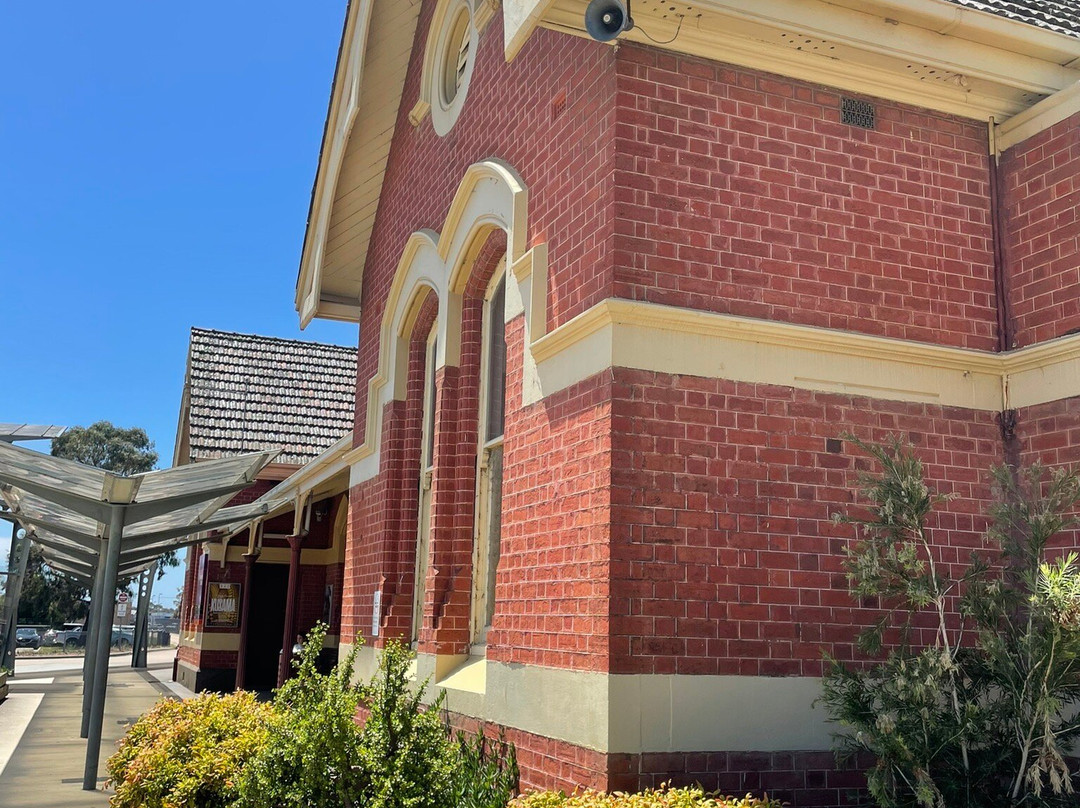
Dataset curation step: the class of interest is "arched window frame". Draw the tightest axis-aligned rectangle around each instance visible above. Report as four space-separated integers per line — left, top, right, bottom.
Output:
413 324 439 644
471 260 507 648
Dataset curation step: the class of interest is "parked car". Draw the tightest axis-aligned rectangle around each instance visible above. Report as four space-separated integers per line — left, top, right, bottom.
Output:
15 627 41 649
42 622 87 649
111 626 134 649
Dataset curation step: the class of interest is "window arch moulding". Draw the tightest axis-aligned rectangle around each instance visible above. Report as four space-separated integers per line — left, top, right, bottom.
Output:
346 158 549 488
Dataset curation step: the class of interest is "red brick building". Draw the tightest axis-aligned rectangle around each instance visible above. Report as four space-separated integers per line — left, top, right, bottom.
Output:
180 0 1080 804
174 328 356 693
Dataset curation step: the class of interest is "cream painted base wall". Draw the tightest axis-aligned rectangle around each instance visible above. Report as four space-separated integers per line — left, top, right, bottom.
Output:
341 644 833 754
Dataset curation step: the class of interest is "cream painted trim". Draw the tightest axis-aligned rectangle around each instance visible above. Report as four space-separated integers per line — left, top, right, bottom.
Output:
503 0 557 60
297 0 375 327
529 299 1080 413
349 160 547 488
350 279 1080 489
531 0 1080 121
222 545 343 566
345 645 833 753
996 81 1080 153
188 631 242 653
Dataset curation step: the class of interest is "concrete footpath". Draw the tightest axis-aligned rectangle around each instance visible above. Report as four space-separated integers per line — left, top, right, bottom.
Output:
0 655 193 808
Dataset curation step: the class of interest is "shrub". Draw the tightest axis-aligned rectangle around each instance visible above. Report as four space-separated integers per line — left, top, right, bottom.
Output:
820 438 1080 808
356 639 456 808
237 623 368 808
106 690 271 808
510 785 783 808
446 729 519 808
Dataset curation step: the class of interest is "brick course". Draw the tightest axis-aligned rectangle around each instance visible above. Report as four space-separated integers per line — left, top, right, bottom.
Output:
613 45 996 350
1002 111 1080 348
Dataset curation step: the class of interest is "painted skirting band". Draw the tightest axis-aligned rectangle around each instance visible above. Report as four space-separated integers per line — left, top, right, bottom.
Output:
342 643 833 754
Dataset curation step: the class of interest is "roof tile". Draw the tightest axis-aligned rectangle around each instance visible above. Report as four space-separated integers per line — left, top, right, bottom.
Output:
944 0 1080 38
185 328 357 466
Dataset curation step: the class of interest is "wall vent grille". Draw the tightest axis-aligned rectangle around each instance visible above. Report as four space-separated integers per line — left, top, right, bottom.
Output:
841 97 875 129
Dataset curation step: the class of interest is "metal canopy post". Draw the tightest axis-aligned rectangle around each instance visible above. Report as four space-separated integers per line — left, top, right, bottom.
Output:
81 552 107 738
83 507 124 791
131 563 155 669
1 520 30 674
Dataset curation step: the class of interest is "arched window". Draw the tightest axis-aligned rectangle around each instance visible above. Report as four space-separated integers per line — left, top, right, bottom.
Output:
472 269 506 646
413 327 438 643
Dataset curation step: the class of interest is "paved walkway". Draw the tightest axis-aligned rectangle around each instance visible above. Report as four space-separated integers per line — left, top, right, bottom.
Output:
0 655 193 807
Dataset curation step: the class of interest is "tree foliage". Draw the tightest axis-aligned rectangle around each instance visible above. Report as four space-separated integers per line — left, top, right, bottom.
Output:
16 544 89 625
44 420 177 586
50 421 157 475
820 438 1080 808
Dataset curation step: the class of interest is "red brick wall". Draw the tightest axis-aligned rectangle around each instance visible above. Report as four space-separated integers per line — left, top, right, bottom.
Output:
613 45 996 350
344 289 443 645
1017 396 1080 469
429 707 867 806
353 11 617 448
492 323 613 671
609 368 1002 675
1002 110 1080 348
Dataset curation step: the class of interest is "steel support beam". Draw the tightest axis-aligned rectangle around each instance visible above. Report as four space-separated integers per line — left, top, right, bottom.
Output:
0 521 30 674
81 554 107 738
131 564 155 669
83 506 124 791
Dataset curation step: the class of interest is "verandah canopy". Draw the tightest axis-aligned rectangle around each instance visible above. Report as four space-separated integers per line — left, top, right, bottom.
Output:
0 440 289 790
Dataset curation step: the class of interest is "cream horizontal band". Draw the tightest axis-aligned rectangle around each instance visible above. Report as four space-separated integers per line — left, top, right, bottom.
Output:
181 632 241 652
531 298 1080 414
342 644 832 754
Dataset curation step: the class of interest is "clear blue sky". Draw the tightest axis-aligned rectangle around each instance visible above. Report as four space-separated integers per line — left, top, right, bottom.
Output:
1 3 357 603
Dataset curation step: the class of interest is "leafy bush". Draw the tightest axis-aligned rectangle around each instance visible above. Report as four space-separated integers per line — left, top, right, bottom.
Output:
111 628 519 808
356 639 456 808
447 729 520 808
237 623 368 808
510 785 783 808
106 691 271 808
820 438 1080 808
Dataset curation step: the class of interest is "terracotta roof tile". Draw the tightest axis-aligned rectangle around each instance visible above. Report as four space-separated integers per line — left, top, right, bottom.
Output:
185 328 356 466
944 0 1080 37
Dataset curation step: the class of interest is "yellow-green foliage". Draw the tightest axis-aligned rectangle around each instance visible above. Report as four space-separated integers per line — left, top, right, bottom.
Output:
510 785 784 808
106 691 272 808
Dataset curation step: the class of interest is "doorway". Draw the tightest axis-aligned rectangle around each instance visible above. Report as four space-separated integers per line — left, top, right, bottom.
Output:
242 563 289 692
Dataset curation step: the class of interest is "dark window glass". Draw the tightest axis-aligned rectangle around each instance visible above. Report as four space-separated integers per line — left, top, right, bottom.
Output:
485 278 506 442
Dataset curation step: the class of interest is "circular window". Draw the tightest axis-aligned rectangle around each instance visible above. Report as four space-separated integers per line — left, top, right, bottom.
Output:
430 0 477 136
441 8 471 108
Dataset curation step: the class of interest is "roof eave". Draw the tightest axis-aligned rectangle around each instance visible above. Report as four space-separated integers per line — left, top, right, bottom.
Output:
296 0 366 328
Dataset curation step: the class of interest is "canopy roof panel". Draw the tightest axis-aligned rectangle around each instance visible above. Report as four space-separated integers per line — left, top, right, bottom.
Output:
0 424 67 442
0 441 283 574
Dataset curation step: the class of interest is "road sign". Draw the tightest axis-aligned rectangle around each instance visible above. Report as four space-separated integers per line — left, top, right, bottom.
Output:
116 602 129 618
117 592 129 604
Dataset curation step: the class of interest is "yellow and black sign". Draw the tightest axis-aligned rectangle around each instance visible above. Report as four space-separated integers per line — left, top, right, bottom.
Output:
206 582 240 628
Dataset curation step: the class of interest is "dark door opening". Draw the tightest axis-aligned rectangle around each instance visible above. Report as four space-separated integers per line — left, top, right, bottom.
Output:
243 563 289 692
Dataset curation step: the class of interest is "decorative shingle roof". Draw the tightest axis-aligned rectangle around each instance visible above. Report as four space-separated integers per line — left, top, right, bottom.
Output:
943 0 1080 38
184 328 356 466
